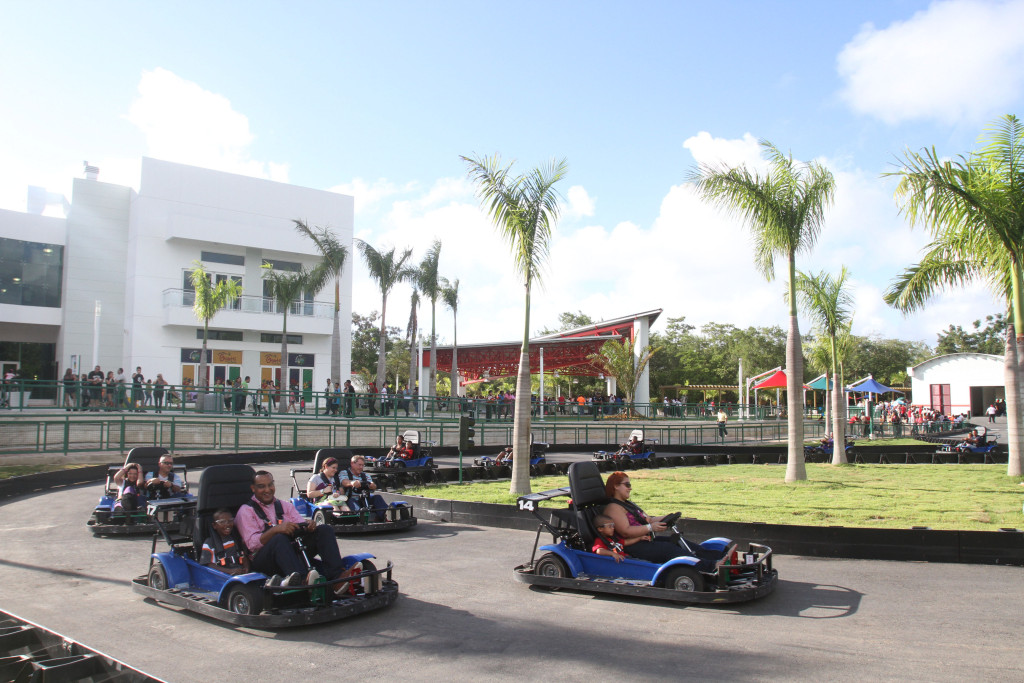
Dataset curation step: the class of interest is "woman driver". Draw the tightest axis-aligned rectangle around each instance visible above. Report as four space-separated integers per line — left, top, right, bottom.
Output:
602 471 700 564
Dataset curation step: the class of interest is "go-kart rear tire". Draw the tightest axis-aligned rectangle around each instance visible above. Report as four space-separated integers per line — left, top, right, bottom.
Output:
359 558 379 594
147 561 168 590
535 553 569 579
660 566 704 592
313 509 329 526
225 583 264 616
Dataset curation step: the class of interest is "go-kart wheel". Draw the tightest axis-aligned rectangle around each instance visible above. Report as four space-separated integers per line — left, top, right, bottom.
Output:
225 584 264 616
534 553 569 579
660 566 704 592
393 461 406 469
147 561 168 590
313 509 329 526
647 457 660 469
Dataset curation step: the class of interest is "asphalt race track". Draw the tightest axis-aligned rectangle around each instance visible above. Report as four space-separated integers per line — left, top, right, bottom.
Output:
1 462 1022 682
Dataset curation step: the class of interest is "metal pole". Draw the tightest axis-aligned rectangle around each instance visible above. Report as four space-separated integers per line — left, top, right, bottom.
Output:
92 300 101 368
539 347 545 421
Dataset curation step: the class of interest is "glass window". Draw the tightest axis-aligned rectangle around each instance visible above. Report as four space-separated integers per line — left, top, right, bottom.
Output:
261 333 302 345
0 238 62 308
196 329 243 342
201 251 244 266
263 259 301 272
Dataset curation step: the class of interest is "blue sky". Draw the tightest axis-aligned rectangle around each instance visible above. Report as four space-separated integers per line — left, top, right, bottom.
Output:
3 0 1024 348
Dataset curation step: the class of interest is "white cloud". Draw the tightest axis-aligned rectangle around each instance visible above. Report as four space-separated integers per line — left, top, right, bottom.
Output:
125 68 289 181
564 185 595 218
683 131 764 170
329 178 406 214
837 0 1024 125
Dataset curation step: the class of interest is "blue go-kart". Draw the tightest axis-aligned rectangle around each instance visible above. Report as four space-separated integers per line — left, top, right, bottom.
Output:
132 463 398 628
513 461 777 604
367 430 437 470
87 447 194 536
475 435 552 476
803 437 856 462
289 448 417 534
593 429 660 469
934 426 1000 463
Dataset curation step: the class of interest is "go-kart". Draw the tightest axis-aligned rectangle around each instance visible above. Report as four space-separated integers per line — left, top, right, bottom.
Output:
87 447 193 536
593 429 660 469
289 448 417 534
934 427 1000 463
475 435 552 476
512 461 777 604
803 437 856 461
131 463 398 628
368 429 436 470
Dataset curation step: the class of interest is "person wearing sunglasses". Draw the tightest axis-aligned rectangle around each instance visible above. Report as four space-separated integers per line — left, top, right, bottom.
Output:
602 471 690 564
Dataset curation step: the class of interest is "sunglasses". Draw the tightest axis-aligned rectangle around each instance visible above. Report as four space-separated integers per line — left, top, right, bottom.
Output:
620 482 631 488
213 517 234 525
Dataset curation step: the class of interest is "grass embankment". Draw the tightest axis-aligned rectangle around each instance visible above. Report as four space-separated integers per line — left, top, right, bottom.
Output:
407 464 1024 531
0 464 91 479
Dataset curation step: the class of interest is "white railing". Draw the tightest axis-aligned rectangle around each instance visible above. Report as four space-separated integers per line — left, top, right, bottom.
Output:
162 289 334 319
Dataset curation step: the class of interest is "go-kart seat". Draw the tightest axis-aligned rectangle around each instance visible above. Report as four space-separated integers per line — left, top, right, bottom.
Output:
313 448 353 473
192 464 257 558
567 461 609 550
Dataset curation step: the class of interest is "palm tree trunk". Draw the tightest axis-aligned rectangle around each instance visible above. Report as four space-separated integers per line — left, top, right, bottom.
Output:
1007 323 1022 476
510 281 533 495
830 337 846 465
376 294 388 393
407 308 418 392
429 300 437 398
823 374 832 443
279 309 289 413
331 275 341 386
785 254 806 482
199 319 210 389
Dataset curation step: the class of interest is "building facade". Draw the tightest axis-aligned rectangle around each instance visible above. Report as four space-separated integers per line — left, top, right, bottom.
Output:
906 353 1005 416
0 158 353 396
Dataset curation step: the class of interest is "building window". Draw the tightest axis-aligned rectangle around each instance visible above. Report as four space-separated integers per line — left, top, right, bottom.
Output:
201 251 244 266
263 259 301 272
182 271 242 309
261 333 303 345
0 238 63 308
196 329 244 342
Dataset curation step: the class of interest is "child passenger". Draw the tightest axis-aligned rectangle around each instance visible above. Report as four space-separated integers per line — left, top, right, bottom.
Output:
592 514 631 562
201 508 251 575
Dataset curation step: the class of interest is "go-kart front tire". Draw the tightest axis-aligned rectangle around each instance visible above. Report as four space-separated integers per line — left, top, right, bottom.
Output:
660 566 704 592
225 584 264 616
313 509 330 526
534 553 569 579
147 561 168 590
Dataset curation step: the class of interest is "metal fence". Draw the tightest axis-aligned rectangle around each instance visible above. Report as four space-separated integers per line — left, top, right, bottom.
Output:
2 379 859 422
0 410 965 458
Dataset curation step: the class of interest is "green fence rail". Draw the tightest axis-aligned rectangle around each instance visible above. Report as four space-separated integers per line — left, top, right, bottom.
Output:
0 411 965 458
1 379 902 423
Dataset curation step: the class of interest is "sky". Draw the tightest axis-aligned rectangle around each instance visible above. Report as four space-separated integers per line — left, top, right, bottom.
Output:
3 0 1024 349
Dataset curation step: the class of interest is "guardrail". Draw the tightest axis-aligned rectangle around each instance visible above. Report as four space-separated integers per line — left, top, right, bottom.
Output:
0 414 858 456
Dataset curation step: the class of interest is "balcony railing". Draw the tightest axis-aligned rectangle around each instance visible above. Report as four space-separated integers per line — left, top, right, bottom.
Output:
162 289 334 319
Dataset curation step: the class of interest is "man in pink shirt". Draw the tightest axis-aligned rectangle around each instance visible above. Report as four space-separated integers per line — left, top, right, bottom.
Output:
235 470 347 590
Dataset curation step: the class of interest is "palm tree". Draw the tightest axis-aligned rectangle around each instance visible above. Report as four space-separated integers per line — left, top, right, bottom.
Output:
190 260 242 389
885 114 1024 477
690 140 836 482
795 268 854 464
463 153 568 495
442 278 460 399
806 334 833 429
293 220 348 387
355 241 414 397
261 261 330 412
416 240 443 400
586 337 660 414
406 287 420 393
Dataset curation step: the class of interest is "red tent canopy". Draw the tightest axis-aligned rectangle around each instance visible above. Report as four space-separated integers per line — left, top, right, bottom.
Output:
753 370 809 390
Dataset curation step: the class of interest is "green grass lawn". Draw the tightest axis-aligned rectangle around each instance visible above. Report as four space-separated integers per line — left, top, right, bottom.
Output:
407 464 1024 531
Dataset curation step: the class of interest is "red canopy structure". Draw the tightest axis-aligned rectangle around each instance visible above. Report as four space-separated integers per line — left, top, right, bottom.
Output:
423 309 662 382
753 369 808 390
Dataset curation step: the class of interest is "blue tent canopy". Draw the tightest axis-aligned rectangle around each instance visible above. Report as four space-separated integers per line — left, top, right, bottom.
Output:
851 377 903 395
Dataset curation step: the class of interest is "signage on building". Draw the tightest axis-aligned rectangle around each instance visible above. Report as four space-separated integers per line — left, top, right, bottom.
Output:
289 353 313 367
261 352 281 365
180 348 212 363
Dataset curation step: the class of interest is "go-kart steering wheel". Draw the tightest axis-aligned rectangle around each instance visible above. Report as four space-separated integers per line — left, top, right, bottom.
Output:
660 511 681 527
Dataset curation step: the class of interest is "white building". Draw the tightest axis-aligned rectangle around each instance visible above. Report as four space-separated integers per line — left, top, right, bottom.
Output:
906 353 1005 416
0 158 353 396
